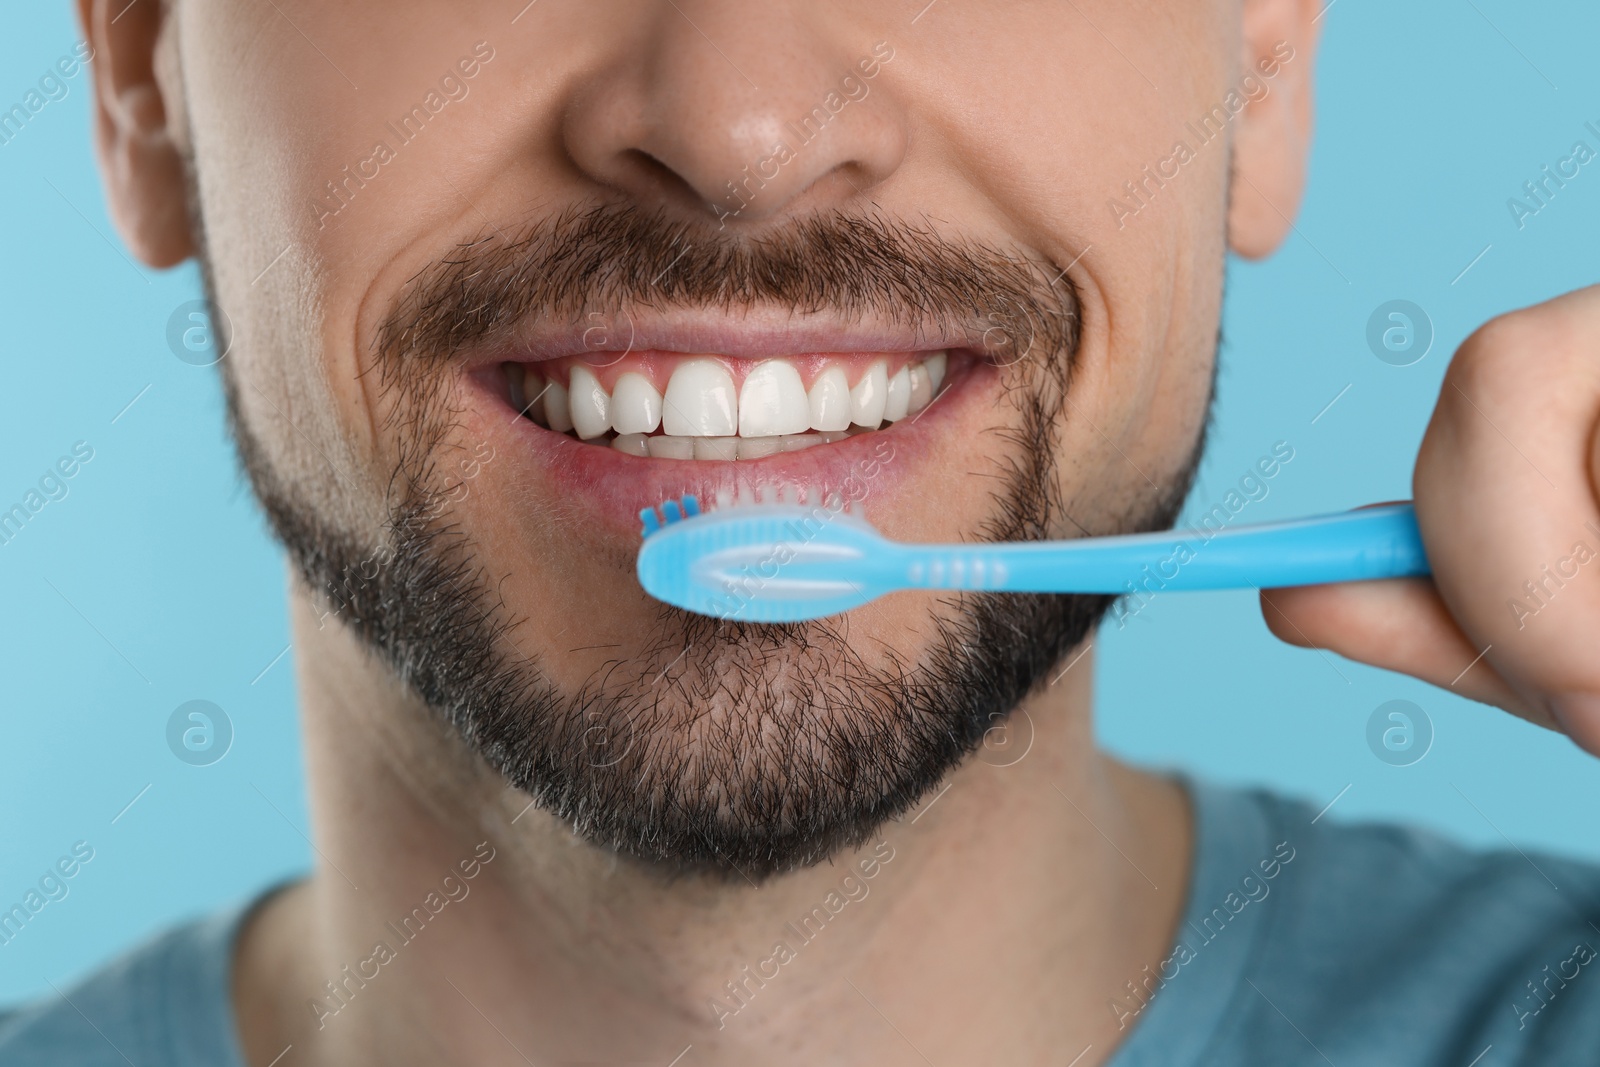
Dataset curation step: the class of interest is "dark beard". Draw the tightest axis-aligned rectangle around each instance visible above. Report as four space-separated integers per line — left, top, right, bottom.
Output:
210 204 1206 881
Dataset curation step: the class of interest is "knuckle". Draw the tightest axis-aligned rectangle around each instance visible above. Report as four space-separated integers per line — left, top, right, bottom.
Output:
1449 316 1528 394
1455 305 1584 389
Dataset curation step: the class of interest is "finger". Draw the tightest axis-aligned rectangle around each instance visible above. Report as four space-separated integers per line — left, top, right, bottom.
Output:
1413 287 1600 751
1260 579 1550 727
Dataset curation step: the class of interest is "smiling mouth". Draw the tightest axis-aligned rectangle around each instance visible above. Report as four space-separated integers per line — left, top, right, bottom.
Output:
501 349 951 460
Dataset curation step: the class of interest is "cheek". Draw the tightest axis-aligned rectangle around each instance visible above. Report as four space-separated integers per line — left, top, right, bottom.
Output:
182 7 494 520
910 26 1226 520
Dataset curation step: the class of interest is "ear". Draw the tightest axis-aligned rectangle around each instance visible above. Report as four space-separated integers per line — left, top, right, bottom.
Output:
1227 0 1323 260
77 0 194 268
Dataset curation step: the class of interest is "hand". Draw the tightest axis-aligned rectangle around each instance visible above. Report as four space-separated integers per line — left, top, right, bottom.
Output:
1261 286 1600 755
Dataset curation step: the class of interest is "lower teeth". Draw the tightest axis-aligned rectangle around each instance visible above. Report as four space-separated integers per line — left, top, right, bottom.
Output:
607 430 857 461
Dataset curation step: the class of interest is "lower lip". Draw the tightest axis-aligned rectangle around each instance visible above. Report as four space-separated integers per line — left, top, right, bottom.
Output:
460 356 985 535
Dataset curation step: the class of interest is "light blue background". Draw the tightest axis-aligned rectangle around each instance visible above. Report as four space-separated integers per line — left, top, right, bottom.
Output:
3 1 1598 1004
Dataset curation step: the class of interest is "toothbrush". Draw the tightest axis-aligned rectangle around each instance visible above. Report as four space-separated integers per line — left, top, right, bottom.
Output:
636 495 1431 623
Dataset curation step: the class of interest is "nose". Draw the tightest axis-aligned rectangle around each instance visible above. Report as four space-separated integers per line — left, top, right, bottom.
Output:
561 3 906 224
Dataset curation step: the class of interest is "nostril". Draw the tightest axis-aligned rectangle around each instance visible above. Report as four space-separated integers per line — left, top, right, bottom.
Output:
614 148 712 213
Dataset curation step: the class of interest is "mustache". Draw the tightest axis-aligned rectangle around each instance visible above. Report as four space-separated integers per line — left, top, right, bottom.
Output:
375 203 1083 370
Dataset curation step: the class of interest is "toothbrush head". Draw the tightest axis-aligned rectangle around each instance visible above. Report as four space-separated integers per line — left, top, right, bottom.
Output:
636 493 894 623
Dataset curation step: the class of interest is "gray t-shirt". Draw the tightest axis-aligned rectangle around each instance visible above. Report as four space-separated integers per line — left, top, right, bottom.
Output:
4 780 1599 1065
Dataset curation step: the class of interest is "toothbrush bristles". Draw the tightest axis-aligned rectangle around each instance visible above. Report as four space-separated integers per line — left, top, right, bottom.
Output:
638 493 704 538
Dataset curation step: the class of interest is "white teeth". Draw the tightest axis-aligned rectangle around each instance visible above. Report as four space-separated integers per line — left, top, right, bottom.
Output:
568 366 611 439
850 361 887 429
646 435 695 460
610 372 662 434
544 379 574 433
611 433 650 456
736 436 784 460
514 352 954 454
807 366 852 432
663 359 737 437
908 364 932 415
883 365 911 422
601 428 830 459
693 437 739 461
739 360 811 438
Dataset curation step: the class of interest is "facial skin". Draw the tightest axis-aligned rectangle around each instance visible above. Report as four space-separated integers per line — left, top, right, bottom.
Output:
92 0 1309 873
238 205 1138 880
83 0 1325 1062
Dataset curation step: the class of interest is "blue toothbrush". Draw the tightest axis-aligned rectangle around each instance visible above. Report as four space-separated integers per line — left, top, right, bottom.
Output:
636 496 1431 623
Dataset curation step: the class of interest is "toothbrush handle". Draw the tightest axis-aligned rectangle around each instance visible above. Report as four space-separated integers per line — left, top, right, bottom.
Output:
900 503 1431 594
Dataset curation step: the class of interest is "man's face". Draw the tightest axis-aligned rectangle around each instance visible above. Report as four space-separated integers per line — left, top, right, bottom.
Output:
109 0 1309 877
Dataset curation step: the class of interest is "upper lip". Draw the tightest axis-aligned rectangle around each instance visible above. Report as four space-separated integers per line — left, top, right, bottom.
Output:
473 305 992 366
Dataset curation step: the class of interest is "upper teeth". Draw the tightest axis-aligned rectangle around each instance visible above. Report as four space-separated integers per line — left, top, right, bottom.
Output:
569 366 612 440
663 359 737 437
513 352 948 458
611 372 663 436
738 361 812 438
808 366 852 432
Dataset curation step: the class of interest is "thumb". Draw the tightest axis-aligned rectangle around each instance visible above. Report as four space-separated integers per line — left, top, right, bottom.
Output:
1259 577 1552 729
